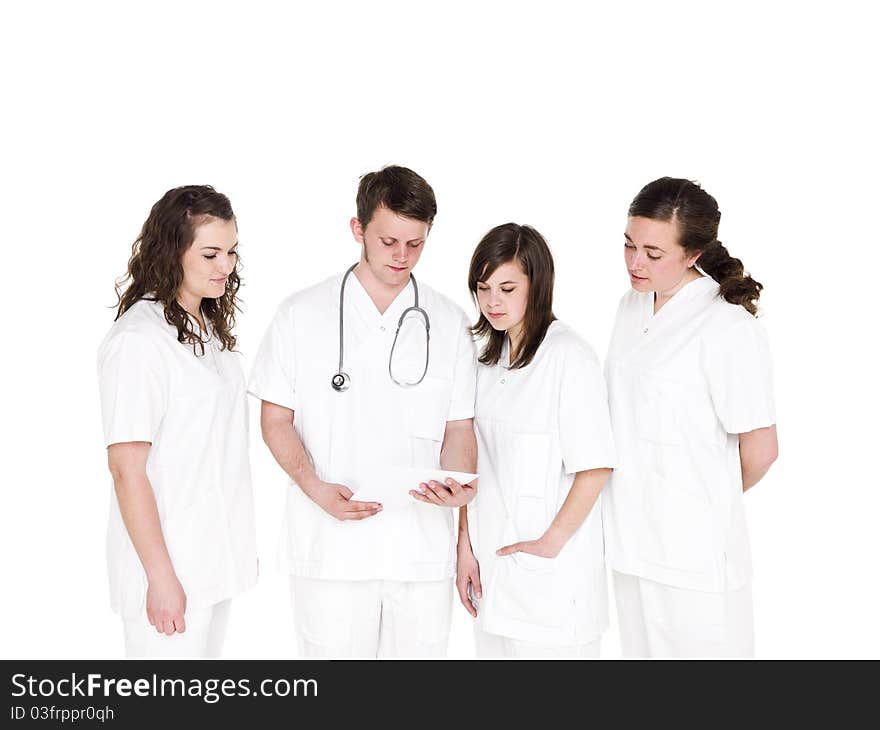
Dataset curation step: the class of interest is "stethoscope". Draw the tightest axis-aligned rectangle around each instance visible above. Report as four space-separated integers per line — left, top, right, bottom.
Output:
331 263 431 392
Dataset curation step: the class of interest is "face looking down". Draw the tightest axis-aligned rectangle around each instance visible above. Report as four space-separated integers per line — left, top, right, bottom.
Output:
476 259 530 344
351 205 430 290
624 216 702 300
178 216 239 310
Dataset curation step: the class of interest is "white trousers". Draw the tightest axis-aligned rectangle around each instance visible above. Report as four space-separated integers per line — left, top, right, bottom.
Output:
122 600 231 658
290 577 453 658
474 627 601 658
613 571 754 658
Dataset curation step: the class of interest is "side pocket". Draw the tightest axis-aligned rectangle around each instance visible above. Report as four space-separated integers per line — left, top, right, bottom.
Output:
162 495 224 596
492 553 567 629
640 470 715 574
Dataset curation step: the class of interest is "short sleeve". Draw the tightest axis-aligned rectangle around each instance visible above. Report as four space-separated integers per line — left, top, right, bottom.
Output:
97 332 169 447
558 342 617 475
703 317 775 434
248 304 297 410
446 311 477 422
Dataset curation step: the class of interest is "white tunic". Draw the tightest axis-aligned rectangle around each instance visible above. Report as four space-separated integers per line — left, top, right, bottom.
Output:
470 321 616 646
248 273 477 582
603 277 775 593
97 299 259 617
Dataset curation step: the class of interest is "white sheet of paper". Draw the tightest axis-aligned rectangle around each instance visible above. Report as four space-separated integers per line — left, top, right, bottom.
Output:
352 467 478 509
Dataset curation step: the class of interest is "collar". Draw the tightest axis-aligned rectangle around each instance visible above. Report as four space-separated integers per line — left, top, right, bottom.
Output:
342 268 417 326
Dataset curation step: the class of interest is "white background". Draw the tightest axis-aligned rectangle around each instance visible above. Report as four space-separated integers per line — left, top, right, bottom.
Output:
2 0 877 659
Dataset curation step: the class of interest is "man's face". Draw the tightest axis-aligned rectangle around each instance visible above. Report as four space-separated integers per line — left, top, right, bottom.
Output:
351 205 430 288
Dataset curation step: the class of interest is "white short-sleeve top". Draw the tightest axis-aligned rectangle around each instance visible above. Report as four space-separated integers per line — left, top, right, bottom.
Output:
603 276 775 593
470 321 616 646
97 299 258 616
248 272 477 582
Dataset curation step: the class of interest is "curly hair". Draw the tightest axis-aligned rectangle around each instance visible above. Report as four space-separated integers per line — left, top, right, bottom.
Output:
114 185 241 352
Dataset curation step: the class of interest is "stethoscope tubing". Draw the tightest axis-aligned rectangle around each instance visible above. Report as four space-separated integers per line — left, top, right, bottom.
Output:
333 263 430 392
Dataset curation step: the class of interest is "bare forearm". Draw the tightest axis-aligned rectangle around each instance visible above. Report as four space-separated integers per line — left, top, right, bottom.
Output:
113 473 175 582
740 425 778 492
742 461 771 492
458 506 472 548
440 426 477 474
544 468 612 550
262 418 319 493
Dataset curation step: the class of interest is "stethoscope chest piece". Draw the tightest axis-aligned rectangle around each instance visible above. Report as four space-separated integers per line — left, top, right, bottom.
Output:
331 371 351 392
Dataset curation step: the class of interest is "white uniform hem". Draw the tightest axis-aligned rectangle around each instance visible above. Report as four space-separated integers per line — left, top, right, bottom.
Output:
477 615 607 648
608 555 750 593
110 572 258 618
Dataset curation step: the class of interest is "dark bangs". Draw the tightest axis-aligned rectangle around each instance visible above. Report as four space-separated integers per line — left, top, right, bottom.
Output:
468 223 556 369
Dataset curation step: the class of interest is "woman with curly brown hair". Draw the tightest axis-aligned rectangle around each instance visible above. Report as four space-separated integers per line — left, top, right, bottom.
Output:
97 185 257 657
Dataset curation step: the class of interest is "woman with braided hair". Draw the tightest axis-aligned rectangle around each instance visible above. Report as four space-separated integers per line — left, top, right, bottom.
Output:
603 177 778 657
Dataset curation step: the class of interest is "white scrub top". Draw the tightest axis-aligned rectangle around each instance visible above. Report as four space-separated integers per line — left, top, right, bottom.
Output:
470 321 616 646
97 299 258 617
603 276 775 593
248 272 477 582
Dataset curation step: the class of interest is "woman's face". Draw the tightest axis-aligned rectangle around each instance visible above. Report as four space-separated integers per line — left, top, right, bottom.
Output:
624 216 701 295
179 216 239 304
476 259 530 339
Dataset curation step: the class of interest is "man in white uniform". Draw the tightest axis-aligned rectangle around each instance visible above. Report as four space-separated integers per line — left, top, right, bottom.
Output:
249 165 477 657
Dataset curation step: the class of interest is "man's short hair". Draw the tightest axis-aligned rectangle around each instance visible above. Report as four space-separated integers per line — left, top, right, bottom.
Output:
356 165 437 227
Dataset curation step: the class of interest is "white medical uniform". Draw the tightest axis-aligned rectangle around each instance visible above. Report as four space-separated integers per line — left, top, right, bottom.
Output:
97 299 258 657
603 276 775 657
469 321 616 654
249 272 476 657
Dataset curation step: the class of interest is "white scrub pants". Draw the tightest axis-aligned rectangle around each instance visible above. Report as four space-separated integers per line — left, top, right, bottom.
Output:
474 627 601 658
290 577 453 658
613 571 754 658
122 600 231 658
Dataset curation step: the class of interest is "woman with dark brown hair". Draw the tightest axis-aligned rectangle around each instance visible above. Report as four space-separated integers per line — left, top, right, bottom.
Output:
604 177 778 657
456 223 616 657
97 185 257 657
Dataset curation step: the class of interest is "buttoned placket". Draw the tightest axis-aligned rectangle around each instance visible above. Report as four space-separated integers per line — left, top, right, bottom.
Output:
499 335 513 385
635 277 718 348
188 312 221 375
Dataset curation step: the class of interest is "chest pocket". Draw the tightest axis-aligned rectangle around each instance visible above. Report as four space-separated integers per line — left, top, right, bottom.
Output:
636 373 686 445
405 375 451 467
511 432 554 539
636 372 724 447
151 368 224 469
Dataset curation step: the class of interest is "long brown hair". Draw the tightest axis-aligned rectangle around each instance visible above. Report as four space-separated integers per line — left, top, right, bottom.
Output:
628 177 763 315
115 185 241 352
468 223 556 369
